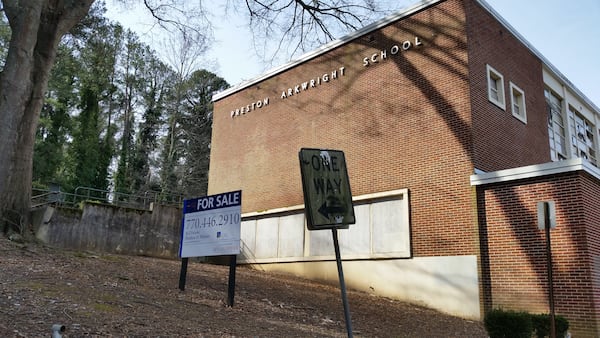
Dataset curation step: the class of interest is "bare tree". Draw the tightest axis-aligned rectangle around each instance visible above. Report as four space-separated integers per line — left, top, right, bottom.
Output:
231 0 393 66
122 0 396 67
158 27 210 198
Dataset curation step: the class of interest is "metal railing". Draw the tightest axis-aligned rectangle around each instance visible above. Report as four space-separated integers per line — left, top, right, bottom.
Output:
31 187 184 210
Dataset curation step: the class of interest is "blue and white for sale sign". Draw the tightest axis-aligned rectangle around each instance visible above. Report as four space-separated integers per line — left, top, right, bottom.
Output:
179 190 242 258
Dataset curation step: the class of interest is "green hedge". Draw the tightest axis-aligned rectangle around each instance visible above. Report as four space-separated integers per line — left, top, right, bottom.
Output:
485 309 533 338
531 313 569 338
484 309 569 338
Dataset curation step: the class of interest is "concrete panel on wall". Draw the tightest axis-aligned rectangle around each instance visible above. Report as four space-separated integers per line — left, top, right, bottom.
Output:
372 197 410 255
338 203 370 256
241 189 410 263
255 217 279 258
309 228 335 257
278 214 305 258
240 220 257 260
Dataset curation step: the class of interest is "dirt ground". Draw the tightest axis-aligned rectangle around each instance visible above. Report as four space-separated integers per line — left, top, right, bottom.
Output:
0 236 487 337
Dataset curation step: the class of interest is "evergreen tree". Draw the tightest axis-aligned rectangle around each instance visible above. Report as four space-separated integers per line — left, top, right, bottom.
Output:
65 14 122 196
33 45 79 188
114 31 145 198
68 87 103 192
130 51 175 196
180 70 228 197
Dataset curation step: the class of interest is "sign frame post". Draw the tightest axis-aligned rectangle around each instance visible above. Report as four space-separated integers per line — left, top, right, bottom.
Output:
178 190 242 306
178 257 189 291
227 254 237 307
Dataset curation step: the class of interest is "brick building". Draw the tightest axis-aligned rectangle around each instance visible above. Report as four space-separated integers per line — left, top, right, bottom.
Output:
208 0 600 335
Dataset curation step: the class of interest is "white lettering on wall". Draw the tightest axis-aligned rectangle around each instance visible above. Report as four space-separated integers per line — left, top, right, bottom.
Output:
229 36 423 119
230 97 270 118
363 36 422 67
281 67 345 99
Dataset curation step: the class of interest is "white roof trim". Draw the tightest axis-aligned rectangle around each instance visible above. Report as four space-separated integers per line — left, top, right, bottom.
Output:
470 158 600 186
212 0 441 101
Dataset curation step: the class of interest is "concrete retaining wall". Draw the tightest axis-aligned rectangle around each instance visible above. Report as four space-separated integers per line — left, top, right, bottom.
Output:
33 202 182 258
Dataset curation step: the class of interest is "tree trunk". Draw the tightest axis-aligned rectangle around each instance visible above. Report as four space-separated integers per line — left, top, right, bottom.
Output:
0 0 93 234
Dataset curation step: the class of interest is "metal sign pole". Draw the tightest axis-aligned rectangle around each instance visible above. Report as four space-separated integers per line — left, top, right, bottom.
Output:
332 228 353 338
544 203 556 338
178 257 189 291
227 254 237 307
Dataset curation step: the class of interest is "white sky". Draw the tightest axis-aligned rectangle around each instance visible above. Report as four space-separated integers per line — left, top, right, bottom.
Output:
105 0 600 107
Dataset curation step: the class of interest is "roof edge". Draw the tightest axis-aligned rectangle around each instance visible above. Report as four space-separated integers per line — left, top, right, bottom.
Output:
474 0 600 112
470 158 600 186
212 0 442 102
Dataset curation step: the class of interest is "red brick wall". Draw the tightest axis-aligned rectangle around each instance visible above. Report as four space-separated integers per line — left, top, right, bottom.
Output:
465 0 550 172
209 0 479 257
209 0 600 334
583 172 600 335
477 172 599 337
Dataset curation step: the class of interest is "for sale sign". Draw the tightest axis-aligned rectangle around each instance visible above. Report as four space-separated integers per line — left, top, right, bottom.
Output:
179 190 242 258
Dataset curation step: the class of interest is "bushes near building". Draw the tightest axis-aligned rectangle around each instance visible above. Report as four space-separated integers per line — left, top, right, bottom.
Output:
484 309 569 338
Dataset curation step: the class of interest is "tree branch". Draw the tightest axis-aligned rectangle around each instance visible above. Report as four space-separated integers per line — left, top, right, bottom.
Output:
237 0 391 66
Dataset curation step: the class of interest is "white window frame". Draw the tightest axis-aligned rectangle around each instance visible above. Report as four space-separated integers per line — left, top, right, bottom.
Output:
509 82 527 123
568 106 597 166
486 64 506 110
546 88 567 161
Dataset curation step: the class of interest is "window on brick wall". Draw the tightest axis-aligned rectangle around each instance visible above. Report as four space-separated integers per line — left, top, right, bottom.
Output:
545 88 567 161
509 82 527 123
568 105 597 166
487 64 506 110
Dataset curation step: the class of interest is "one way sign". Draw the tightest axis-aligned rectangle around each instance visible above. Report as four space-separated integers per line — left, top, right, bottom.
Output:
299 148 355 230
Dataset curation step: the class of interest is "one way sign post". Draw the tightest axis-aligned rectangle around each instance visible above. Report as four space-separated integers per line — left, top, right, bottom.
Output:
299 148 355 338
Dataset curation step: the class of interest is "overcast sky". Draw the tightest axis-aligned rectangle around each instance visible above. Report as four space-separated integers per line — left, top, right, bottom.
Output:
105 0 600 108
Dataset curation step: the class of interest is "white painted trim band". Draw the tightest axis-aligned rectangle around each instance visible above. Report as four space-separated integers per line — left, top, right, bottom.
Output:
241 188 408 218
470 158 600 186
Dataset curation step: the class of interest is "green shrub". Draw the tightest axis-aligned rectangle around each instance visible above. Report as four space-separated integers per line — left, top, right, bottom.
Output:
531 313 569 338
484 309 533 338
31 181 49 190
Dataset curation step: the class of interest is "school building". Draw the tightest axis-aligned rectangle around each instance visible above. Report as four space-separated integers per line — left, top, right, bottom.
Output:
208 0 600 335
